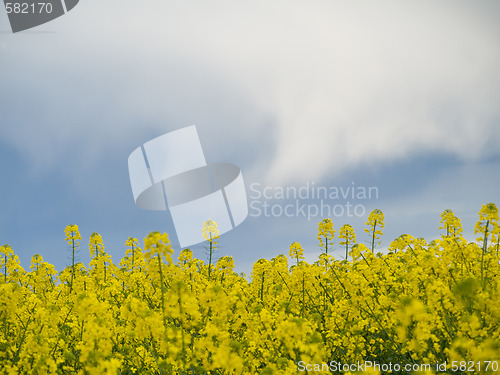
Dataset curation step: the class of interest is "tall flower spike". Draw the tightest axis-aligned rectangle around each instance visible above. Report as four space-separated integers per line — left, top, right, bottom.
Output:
89 232 104 258
474 203 499 252
144 232 173 264
339 224 356 260
439 209 463 239
202 219 220 244
317 218 335 255
124 237 141 269
289 242 305 266
64 224 81 293
202 219 219 280
65 224 81 246
365 209 384 252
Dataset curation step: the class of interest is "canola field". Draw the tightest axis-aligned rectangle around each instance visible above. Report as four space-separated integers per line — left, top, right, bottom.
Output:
0 204 499 374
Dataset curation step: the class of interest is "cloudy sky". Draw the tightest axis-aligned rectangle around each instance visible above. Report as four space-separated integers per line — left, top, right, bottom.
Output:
1 0 499 275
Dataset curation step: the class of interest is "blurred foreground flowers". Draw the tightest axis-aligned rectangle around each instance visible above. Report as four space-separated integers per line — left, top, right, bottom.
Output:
0 205 499 374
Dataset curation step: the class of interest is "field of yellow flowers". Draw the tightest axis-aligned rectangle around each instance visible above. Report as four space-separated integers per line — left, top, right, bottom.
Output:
0 204 499 374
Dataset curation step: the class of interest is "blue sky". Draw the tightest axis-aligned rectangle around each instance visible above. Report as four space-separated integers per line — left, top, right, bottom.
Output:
1 0 499 276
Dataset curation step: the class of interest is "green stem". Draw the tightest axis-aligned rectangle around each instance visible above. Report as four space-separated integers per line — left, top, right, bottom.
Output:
70 237 76 293
177 284 187 371
157 253 166 327
260 272 265 303
132 243 135 269
371 220 377 252
208 238 213 280
301 274 305 318
481 220 489 286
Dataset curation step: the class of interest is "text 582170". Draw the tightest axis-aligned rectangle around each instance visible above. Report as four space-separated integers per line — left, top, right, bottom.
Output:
5 2 53 14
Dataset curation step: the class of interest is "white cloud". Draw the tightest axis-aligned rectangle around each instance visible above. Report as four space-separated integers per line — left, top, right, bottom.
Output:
1 0 499 184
